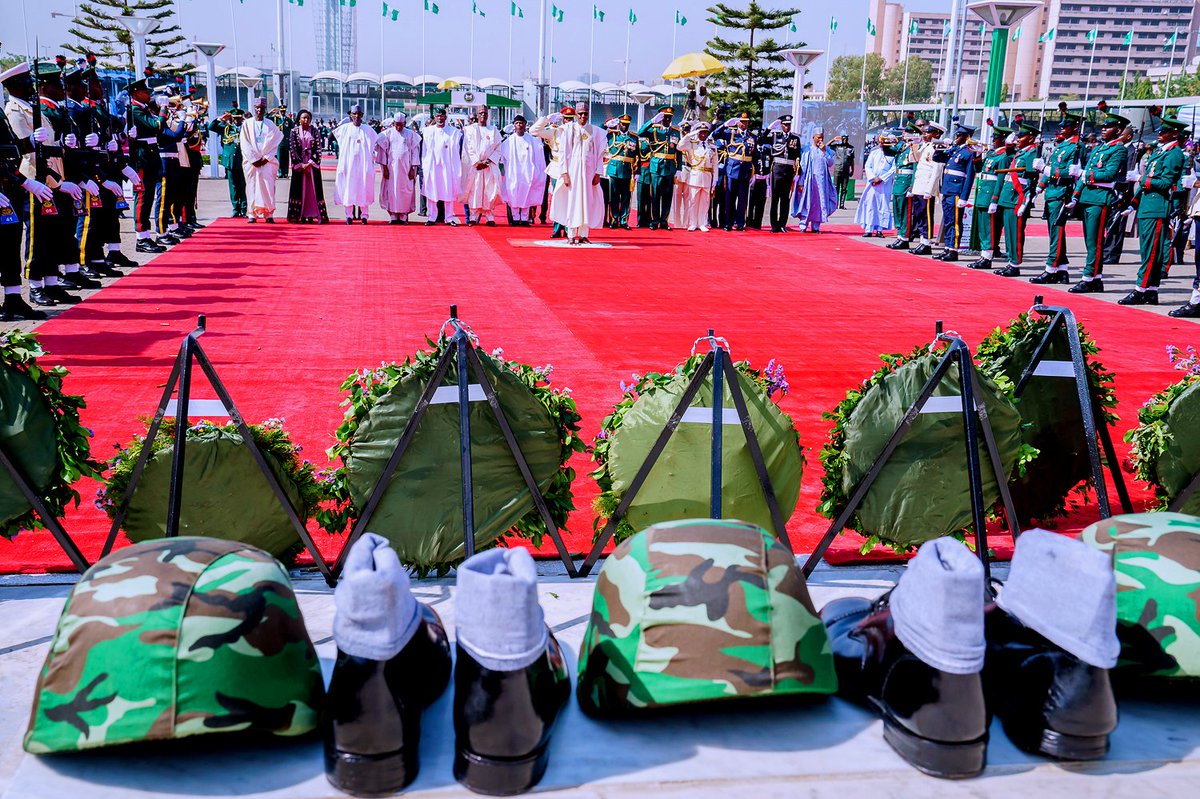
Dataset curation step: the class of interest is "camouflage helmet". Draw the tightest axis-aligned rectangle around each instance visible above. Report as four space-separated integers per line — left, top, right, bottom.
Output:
1080 512 1200 679
25 537 325 753
577 519 837 715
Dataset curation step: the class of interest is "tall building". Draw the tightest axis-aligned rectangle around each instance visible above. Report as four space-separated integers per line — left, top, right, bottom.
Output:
866 0 1200 101
314 0 358 74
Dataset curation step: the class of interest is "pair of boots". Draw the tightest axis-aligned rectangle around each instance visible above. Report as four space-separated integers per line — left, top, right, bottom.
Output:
324 535 570 797
823 530 1119 779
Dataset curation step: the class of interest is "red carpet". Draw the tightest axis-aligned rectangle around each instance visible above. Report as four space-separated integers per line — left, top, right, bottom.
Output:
4 216 1192 573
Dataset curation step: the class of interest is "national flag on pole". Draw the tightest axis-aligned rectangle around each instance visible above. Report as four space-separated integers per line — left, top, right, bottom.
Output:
594 5 605 22
511 2 523 18
830 17 838 34
909 20 918 36
424 0 439 14
288 0 304 7
1123 28 1133 46
1086 28 1098 43
1164 31 1178 50
1039 27 1054 42
339 0 356 6
867 18 876 36
382 2 397 19
472 1 485 17
943 20 951 37
675 10 687 26
1011 26 1020 41
628 9 636 24
790 18 797 33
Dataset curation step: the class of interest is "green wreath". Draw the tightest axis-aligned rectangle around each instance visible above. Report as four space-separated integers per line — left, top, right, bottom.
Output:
976 312 1118 523
817 344 1035 554
0 331 101 539
1125 345 1200 516
322 336 585 575
591 354 802 544
98 418 326 564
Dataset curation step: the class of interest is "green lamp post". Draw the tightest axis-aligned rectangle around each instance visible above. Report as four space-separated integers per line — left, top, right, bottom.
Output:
967 1 1041 134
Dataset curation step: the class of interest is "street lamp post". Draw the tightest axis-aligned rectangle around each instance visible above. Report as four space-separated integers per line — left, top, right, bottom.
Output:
967 1 1040 137
117 15 161 76
782 49 823 132
194 42 226 179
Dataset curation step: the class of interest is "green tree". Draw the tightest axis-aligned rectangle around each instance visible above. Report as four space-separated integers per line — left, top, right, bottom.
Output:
65 1 190 73
881 58 934 103
704 2 804 117
825 54 886 103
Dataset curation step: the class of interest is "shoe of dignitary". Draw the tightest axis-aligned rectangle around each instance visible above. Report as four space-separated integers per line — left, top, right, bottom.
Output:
821 529 1118 779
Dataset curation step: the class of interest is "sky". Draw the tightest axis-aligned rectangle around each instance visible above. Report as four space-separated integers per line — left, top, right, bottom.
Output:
11 0 955 90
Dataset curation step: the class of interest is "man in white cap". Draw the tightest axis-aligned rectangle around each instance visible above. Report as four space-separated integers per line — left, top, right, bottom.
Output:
677 122 718 231
239 97 283 222
544 101 605 244
497 115 546 226
332 104 378 224
461 106 502 226
420 107 464 225
375 112 420 224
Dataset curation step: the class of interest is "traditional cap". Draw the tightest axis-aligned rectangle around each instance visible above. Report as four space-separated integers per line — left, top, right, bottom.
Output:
1102 112 1130 128
1061 110 1083 124
778 114 793 123
1017 120 1040 135
433 106 447 114
618 114 631 124
890 537 986 674
349 103 364 113
391 112 407 123
0 62 30 85
254 96 269 107
574 101 587 112
1160 115 1189 133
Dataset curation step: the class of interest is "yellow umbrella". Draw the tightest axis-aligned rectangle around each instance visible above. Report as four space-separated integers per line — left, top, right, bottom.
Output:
662 52 725 81
437 79 461 90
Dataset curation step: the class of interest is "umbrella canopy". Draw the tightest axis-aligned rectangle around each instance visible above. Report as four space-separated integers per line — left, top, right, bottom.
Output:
415 91 521 109
437 79 462 89
662 52 725 80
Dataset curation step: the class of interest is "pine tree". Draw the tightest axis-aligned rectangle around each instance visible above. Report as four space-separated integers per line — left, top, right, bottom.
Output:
65 1 191 73
704 3 803 117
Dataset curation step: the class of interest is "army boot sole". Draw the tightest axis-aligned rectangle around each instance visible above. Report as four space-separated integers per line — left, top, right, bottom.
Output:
1000 719 1110 762
454 738 551 797
881 712 988 779
325 745 418 798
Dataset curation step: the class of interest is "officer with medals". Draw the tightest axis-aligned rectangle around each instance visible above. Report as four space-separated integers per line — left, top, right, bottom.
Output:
993 120 1042 278
37 58 90 301
151 82 188 246
908 121 945 256
931 123 976 261
63 60 111 285
125 75 168 253
764 114 801 233
746 132 770 229
1028 111 1084 283
86 59 139 275
967 126 1010 269
1121 116 1188 306
0 62 48 321
604 114 637 229
886 124 920 249
638 105 680 230
635 135 653 228
1066 113 1129 294
713 111 755 231
209 106 247 217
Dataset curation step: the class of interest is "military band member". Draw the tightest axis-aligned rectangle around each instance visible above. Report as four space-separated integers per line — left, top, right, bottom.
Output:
0 62 50 320
1120 116 1188 306
765 114 801 233
125 77 167 253
746 134 771 229
909 122 945 255
638 106 680 230
635 135 652 228
886 126 920 249
64 61 115 283
210 107 247 217
1067 114 1129 294
967 127 1010 268
714 112 755 231
993 120 1043 278
604 114 637 229
932 124 976 261
86 61 138 274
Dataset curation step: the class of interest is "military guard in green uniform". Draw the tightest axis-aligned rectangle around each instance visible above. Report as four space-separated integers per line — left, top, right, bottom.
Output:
1120 116 1188 306
993 120 1042 277
604 114 637 229
209 107 246 217
635 137 652 228
270 105 294 178
885 126 919 249
638 106 680 230
967 126 1010 269
1067 113 1128 294
1029 111 1084 283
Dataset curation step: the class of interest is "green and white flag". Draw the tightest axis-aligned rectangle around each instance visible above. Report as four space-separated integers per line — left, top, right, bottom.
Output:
424 0 438 13
594 5 605 22
1123 28 1133 46
1011 26 1020 41
472 1 485 17
511 2 523 18
288 0 304 7
628 9 636 24
1038 27 1054 42
675 10 687 26
943 20 951 37
909 20 918 36
338 0 356 6
382 1 398 20
867 18 876 36
1164 31 1178 50
790 17 797 33
1086 28 1097 43
830 17 838 34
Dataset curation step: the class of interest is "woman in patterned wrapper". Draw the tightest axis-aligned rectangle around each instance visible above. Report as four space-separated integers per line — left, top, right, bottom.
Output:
287 110 329 224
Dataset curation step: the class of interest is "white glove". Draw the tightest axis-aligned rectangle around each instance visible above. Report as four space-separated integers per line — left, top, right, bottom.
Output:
956 198 969 209
121 165 142 189
22 178 53 203
31 126 50 144
1033 157 1046 171
64 133 78 148
126 125 137 137
604 117 618 130
1017 201 1030 217
1068 163 1082 178
83 180 100 198
102 180 123 196
58 181 82 201
987 202 998 214
1121 206 1136 217
1126 171 1140 182
722 117 738 129
84 132 100 148
106 136 119 152
0 191 9 209
1065 199 1077 211
547 113 563 125
155 95 169 109
1184 174 1198 189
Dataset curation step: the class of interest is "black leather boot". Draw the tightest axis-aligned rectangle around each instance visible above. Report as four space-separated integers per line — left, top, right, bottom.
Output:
983 609 1117 761
323 605 452 797
453 631 571 795
822 596 988 779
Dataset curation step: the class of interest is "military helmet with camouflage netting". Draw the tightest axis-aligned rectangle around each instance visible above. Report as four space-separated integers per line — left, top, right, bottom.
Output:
577 519 837 715
25 537 325 753
1081 512 1200 679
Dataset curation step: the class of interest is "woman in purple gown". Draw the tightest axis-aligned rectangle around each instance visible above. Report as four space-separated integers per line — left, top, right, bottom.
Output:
287 110 329 223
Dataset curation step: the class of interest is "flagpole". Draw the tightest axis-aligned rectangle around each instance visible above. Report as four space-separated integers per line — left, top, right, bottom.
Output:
537 0 547 115
228 0 243 109
824 21 833 93
974 26 984 105
1084 35 1097 106
1166 29 1180 98
901 52 911 119
672 13 677 61
509 5 514 88
421 6 426 93
1120 30 1133 100
275 0 285 104
859 55 867 102
549 13 555 87
470 9 476 88
380 2 385 117
588 8 595 117
624 13 631 110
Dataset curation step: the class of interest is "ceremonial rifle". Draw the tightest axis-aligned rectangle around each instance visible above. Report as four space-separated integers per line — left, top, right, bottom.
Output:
30 50 59 216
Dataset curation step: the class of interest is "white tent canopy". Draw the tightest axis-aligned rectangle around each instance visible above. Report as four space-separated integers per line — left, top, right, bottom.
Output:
591 81 620 94
556 80 588 92
411 74 443 86
476 77 513 89
310 70 347 83
382 72 414 85
345 71 381 84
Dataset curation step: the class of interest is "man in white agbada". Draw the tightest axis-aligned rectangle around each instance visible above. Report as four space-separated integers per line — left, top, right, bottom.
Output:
332 104 378 224
529 108 572 239
461 106 502 225
375 112 420 224
677 123 719 231
855 134 897 236
543 102 605 244
421 107 464 225
240 98 284 222
497 115 547 225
